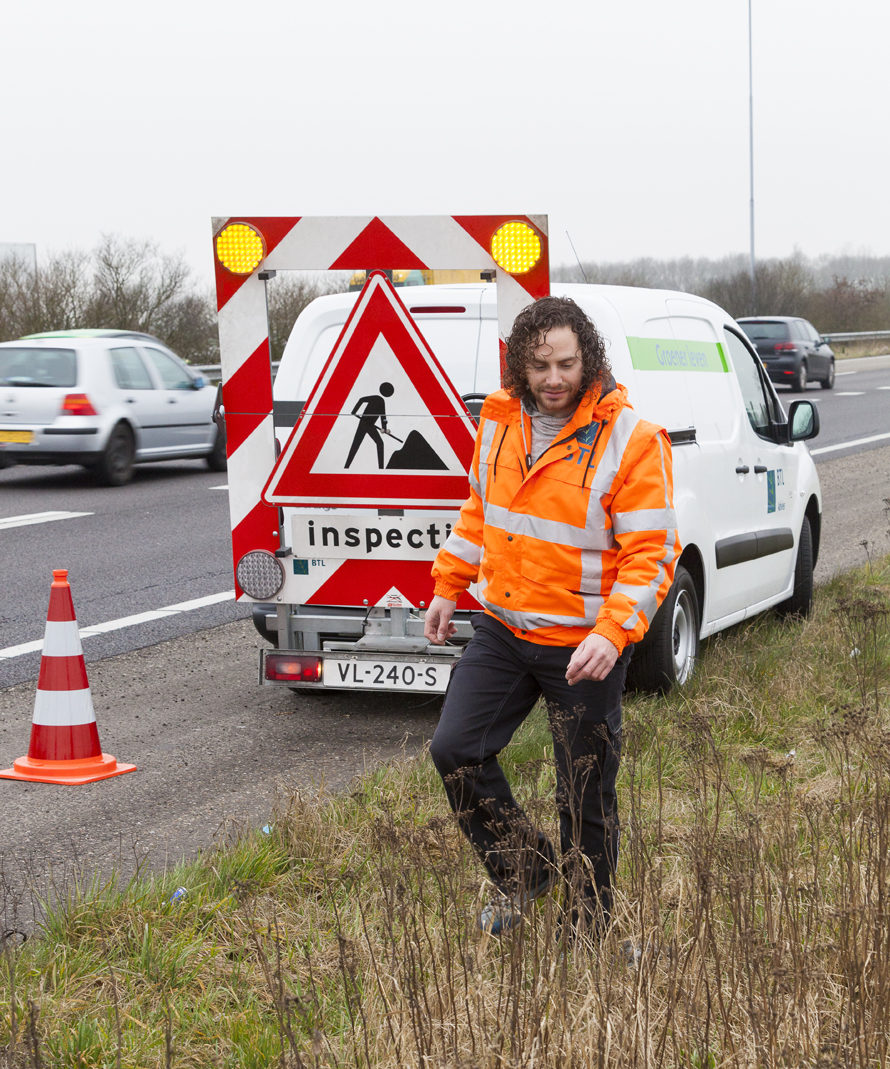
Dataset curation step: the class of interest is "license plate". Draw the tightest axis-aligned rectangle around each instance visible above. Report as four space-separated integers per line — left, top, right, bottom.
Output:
322 657 452 692
0 430 33 444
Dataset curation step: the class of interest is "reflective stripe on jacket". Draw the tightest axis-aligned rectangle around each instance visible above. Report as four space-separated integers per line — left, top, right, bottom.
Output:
431 381 680 651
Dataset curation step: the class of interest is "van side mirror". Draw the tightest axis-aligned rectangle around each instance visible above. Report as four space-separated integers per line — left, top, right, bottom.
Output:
192 374 207 389
787 399 819 442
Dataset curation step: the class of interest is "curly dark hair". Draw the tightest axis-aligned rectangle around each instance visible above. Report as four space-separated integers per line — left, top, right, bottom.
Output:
502 295 610 401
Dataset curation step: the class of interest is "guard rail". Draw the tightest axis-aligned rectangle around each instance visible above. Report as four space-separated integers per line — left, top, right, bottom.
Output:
823 330 890 343
197 362 280 383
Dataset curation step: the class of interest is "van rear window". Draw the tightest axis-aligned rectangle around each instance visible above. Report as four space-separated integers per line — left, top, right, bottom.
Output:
0 347 77 387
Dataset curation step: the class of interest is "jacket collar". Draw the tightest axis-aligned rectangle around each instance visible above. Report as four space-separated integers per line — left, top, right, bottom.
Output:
480 373 629 427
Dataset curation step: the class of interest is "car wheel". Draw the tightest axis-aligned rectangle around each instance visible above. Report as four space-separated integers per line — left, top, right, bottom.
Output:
776 517 814 618
626 563 701 692
206 422 227 471
95 423 135 486
820 360 835 390
791 362 808 392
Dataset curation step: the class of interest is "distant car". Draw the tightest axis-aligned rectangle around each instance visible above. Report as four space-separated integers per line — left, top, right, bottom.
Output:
736 316 835 391
0 330 225 485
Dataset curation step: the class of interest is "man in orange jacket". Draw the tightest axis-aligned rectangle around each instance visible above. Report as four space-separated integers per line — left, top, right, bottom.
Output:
425 295 679 940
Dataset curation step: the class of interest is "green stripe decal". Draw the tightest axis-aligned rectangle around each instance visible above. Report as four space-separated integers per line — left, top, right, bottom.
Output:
627 337 729 373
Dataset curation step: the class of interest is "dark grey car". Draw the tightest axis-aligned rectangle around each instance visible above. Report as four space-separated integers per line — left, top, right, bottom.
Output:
736 316 835 391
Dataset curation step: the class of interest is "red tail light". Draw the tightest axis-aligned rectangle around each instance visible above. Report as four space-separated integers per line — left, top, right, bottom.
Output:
265 653 323 682
61 393 98 416
774 342 796 352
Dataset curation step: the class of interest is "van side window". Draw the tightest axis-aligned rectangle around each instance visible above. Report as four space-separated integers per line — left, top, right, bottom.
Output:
723 328 780 437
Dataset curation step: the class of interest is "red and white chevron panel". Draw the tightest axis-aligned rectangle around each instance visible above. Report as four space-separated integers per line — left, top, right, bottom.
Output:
212 214 550 599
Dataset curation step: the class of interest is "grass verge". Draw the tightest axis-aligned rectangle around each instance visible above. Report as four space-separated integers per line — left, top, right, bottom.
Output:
2 555 890 1067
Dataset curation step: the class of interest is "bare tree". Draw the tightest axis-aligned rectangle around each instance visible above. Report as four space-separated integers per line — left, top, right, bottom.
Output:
265 273 343 362
87 235 191 334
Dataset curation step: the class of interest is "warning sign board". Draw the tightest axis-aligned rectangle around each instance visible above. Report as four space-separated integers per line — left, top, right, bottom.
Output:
263 271 478 509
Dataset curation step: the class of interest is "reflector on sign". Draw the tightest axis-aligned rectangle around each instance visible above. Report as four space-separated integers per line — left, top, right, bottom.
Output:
236 550 284 600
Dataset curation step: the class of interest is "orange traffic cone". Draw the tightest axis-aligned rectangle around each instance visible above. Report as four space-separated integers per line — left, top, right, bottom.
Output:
0 569 136 785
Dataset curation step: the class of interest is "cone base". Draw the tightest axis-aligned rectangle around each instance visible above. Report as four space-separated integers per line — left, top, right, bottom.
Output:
0 752 136 785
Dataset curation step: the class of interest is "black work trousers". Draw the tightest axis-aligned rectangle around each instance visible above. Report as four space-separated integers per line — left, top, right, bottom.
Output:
429 613 629 929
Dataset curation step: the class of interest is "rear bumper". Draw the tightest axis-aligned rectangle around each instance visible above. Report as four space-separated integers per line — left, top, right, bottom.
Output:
260 645 461 693
761 356 801 383
0 424 103 464
253 601 473 693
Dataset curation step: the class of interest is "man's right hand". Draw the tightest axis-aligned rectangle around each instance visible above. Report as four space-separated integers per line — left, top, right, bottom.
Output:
424 595 457 645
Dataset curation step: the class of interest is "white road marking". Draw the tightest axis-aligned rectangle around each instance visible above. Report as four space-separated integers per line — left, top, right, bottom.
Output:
812 431 890 456
0 511 92 531
0 590 234 660
210 485 228 490
833 391 865 397
878 386 890 391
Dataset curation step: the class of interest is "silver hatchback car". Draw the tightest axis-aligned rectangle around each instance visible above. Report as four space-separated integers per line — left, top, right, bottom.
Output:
0 330 225 485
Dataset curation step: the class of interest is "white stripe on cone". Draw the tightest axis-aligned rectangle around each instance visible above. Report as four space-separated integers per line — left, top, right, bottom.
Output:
41 619 84 657
32 687 96 727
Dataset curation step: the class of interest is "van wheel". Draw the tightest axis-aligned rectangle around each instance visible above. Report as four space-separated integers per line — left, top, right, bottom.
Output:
627 564 700 692
791 362 808 391
776 517 813 618
821 360 835 390
95 423 135 486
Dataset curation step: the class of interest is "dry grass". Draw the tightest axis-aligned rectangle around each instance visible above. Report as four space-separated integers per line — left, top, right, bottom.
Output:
834 340 890 360
2 555 889 1067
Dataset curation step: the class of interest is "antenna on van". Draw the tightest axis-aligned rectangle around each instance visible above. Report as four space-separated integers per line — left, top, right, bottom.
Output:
565 230 589 284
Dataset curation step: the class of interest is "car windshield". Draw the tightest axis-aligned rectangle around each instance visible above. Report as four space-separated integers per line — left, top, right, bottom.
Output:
0 347 77 387
738 321 791 341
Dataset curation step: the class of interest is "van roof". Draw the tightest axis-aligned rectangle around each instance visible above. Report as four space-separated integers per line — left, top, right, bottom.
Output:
352 280 727 329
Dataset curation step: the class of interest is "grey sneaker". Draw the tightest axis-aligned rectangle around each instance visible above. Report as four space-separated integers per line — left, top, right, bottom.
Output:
478 872 556 936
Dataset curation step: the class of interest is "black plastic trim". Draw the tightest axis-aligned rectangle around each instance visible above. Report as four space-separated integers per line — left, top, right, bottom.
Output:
716 527 794 569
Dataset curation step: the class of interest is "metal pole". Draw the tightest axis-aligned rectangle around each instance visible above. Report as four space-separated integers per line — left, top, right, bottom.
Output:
748 0 756 313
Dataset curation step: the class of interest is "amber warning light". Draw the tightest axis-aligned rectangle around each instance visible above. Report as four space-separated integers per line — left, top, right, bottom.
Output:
489 221 542 275
215 222 266 275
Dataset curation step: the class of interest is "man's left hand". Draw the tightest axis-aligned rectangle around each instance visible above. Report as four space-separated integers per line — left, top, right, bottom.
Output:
566 633 620 685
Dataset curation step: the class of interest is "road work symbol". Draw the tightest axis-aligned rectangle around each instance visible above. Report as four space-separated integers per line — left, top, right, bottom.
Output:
346 381 447 471
262 270 477 509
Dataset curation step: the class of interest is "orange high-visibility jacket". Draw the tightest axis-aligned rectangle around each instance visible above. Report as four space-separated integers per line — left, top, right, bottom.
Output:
432 379 680 651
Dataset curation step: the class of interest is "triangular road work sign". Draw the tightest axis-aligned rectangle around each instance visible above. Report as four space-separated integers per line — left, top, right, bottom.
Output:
263 272 478 509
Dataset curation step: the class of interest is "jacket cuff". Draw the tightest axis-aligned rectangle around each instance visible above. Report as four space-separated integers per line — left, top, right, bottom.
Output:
592 618 628 655
433 580 465 602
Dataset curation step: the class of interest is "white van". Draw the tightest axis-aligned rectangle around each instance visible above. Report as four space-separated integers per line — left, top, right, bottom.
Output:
253 281 821 692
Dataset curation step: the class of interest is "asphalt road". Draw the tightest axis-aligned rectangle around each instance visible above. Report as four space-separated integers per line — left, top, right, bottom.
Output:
0 461 248 689
0 355 888 929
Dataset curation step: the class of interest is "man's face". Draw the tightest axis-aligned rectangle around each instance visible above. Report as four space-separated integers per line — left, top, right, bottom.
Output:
525 325 584 416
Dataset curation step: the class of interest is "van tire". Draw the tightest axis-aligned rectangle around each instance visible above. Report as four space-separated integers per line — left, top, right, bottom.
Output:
627 564 700 692
95 423 135 486
776 517 814 619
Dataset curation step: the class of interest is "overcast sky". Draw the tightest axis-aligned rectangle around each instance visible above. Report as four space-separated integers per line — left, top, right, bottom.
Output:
3 0 887 288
